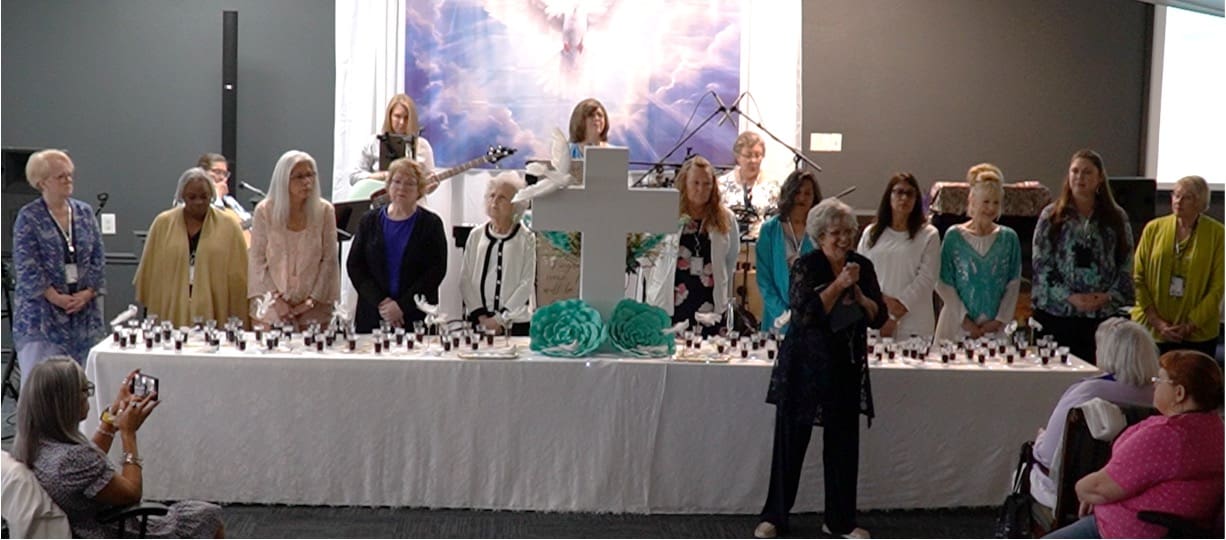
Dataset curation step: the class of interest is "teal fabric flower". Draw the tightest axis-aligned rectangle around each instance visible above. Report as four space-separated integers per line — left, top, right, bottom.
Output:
607 299 676 357
530 299 607 357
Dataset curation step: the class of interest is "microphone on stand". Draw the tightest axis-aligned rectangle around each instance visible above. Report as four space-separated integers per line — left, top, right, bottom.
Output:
95 192 109 219
238 181 268 198
834 186 856 199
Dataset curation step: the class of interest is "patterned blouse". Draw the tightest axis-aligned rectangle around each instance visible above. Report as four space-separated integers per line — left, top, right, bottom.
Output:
31 441 222 538
1032 205 1134 318
12 198 107 365
939 226 1021 322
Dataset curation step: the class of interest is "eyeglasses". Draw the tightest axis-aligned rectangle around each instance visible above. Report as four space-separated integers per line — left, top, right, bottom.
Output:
209 169 231 180
291 171 317 182
1151 376 1177 385
891 189 917 198
739 152 764 161
82 381 95 397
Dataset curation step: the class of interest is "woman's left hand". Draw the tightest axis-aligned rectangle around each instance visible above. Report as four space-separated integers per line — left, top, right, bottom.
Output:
378 298 405 327
1078 501 1094 518
883 295 907 319
980 320 1005 335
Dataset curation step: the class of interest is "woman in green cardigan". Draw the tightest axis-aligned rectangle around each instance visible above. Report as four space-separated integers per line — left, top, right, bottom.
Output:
1132 175 1224 356
755 170 820 333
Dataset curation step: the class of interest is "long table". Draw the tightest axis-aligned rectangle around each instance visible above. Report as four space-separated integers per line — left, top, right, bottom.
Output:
84 338 1095 513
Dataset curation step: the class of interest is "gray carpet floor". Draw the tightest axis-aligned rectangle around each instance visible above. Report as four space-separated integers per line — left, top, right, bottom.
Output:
2 360 997 538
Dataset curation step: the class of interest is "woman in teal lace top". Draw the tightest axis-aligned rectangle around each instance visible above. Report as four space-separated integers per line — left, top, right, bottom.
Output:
1032 149 1133 364
935 164 1022 342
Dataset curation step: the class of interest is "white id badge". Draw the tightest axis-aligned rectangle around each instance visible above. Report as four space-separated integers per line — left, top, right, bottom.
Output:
64 263 79 284
689 256 704 276
1169 275 1185 298
188 263 196 286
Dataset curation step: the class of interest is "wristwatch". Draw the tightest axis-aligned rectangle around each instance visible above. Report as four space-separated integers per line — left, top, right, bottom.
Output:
100 406 116 426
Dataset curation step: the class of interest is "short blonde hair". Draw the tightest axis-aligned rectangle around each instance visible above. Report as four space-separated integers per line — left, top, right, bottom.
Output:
806 198 855 244
24 149 71 191
1095 319 1159 387
487 171 528 219
1174 175 1211 213
967 163 1005 219
386 157 430 200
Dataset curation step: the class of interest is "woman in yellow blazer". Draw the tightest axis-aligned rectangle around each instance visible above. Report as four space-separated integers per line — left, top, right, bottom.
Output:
134 168 249 328
1132 175 1223 356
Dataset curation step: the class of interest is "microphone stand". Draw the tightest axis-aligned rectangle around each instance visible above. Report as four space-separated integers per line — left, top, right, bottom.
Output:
729 101 823 174
632 95 731 188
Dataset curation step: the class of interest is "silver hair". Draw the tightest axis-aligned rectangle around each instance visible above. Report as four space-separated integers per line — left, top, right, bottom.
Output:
806 198 855 244
12 357 98 465
1095 318 1160 387
968 176 1005 220
173 167 217 204
24 149 71 191
265 150 325 228
1174 175 1211 213
487 171 529 220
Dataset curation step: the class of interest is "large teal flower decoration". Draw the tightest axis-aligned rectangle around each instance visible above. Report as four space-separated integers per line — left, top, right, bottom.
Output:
530 299 607 357
607 299 676 357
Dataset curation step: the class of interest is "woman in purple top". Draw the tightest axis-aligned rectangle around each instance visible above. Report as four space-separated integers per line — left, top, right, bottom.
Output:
347 157 447 333
1030 319 1158 518
1024 319 1157 517
12 357 224 538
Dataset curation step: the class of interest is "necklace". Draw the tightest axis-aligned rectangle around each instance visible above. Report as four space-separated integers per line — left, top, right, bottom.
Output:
786 220 805 253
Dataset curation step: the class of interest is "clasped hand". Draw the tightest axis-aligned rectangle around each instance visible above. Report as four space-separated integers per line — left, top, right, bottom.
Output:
1068 292 1110 313
378 298 405 327
49 289 93 315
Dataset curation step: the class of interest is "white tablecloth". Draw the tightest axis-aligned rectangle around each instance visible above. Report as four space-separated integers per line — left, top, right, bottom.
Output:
84 338 1095 513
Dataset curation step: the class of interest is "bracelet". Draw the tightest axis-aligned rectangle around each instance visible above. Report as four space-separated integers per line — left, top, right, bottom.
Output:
97 427 116 437
123 453 143 468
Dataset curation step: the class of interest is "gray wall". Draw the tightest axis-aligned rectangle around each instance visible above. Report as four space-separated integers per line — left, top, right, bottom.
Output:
2 0 334 321
801 0 1150 209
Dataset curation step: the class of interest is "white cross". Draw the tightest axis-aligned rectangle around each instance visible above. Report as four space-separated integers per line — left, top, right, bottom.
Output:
531 146 679 320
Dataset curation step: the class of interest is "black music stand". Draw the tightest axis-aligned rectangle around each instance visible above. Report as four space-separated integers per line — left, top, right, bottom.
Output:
378 133 416 171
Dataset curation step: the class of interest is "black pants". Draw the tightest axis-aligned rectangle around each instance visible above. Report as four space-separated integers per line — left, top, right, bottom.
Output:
760 407 860 535
1158 338 1220 359
1033 311 1117 365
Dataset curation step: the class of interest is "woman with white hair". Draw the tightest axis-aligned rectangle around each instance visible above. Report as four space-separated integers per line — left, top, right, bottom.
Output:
12 357 225 538
134 168 249 328
12 149 107 382
1132 175 1224 357
1028 319 1159 525
248 151 340 329
934 164 1022 341
756 198 886 540
461 171 536 335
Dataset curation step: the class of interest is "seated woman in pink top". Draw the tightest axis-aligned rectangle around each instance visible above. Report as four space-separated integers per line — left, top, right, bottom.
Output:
248 150 340 329
1044 350 1224 539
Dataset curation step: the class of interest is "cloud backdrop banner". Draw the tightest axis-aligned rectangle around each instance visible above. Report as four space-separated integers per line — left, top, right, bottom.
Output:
405 0 741 171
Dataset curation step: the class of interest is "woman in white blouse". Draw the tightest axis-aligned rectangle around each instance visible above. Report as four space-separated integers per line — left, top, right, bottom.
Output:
461 171 536 335
349 94 436 188
856 173 940 338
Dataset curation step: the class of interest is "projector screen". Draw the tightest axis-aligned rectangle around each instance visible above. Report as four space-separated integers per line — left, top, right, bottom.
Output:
1150 6 1224 188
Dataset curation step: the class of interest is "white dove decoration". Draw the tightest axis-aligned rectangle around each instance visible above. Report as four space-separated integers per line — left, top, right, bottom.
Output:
413 294 441 317
772 310 792 331
255 292 276 321
514 128 574 204
661 320 689 336
330 300 349 329
1028 317 1044 332
694 312 721 327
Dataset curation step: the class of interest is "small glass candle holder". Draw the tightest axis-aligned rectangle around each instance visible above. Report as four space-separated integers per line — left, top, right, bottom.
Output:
347 337 357 352
374 340 383 354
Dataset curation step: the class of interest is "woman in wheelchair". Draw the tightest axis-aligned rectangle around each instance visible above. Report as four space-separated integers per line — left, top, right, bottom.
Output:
1030 319 1159 518
1043 350 1223 539
11 357 225 538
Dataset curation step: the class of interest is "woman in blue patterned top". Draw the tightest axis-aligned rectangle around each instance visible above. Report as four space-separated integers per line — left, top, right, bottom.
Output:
934 164 1022 342
1032 149 1133 364
12 150 107 384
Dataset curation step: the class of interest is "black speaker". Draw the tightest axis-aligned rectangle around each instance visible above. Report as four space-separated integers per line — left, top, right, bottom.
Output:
222 10 238 192
1109 177 1156 242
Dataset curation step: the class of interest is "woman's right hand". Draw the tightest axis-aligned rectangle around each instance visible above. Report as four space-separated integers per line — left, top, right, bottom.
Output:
836 262 860 290
114 392 160 435
961 316 983 339
371 171 389 180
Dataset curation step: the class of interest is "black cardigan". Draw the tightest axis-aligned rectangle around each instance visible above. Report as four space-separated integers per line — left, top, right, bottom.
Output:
346 206 447 333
